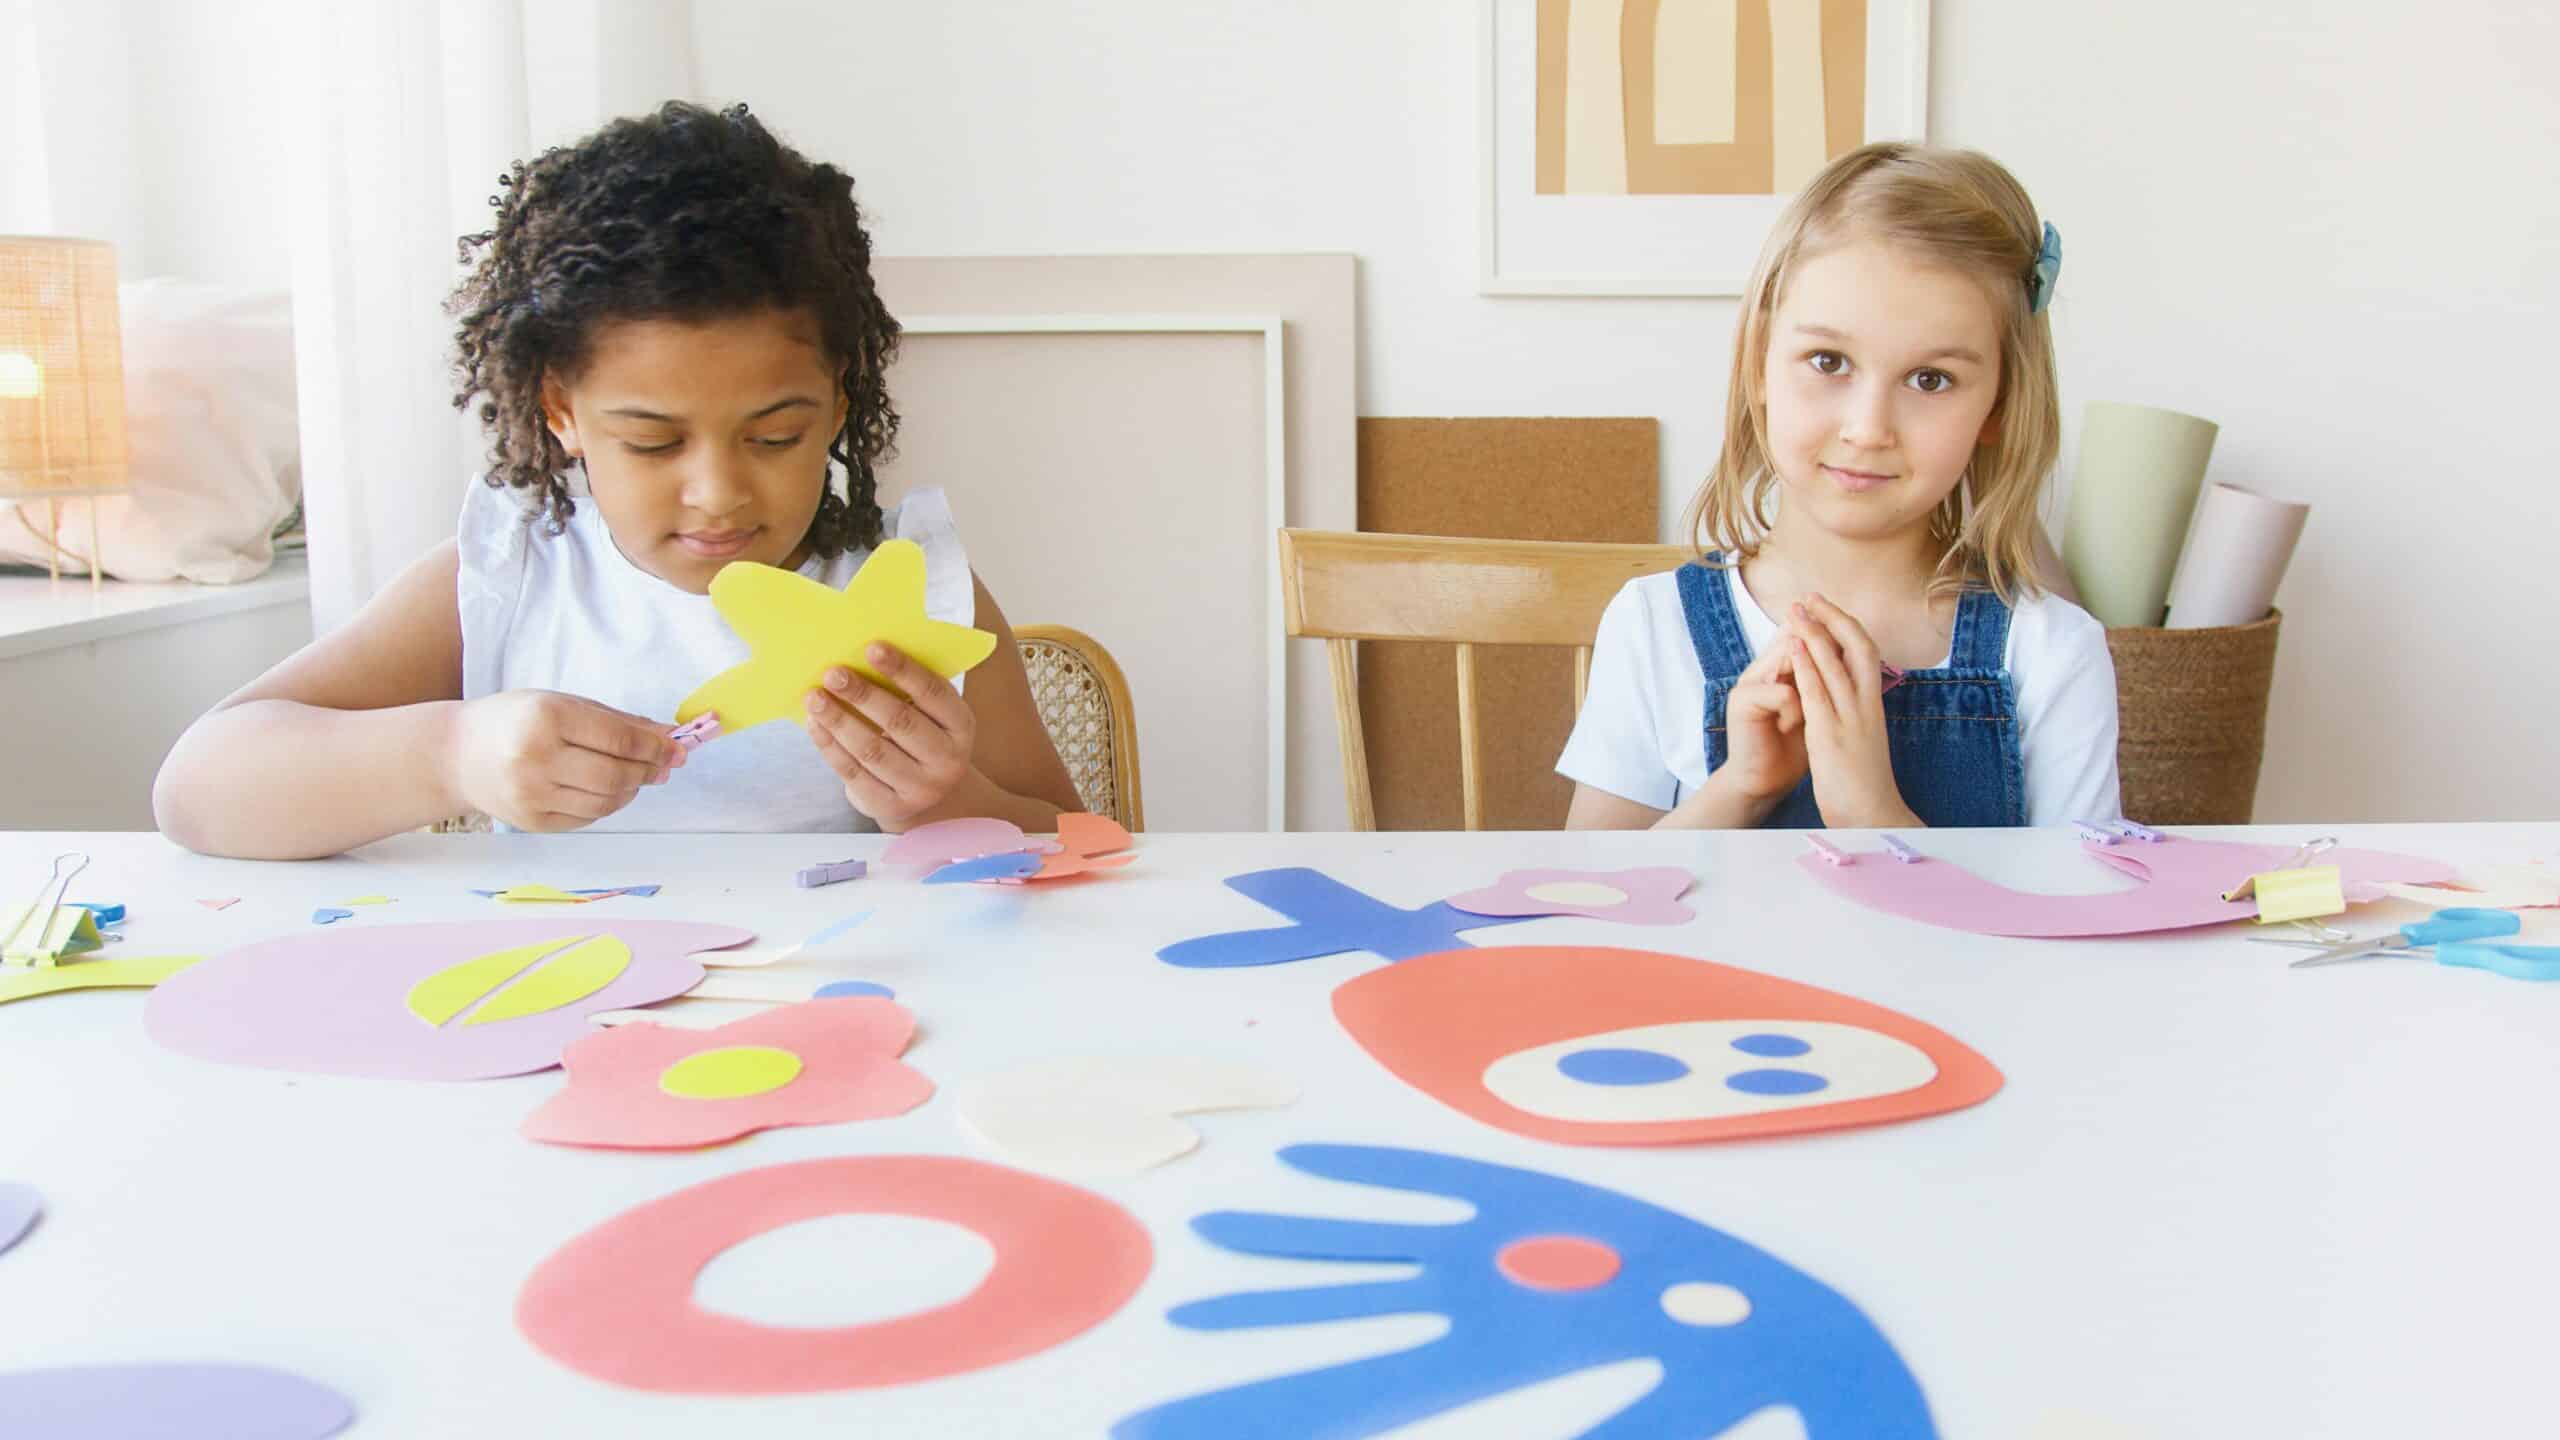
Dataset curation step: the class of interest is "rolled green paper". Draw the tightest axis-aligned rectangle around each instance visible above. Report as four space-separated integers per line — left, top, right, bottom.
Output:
2063 400 2220 627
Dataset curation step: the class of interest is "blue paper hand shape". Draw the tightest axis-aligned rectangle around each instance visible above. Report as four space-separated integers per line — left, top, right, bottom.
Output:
1114 1144 1936 1439
1156 868 1534 969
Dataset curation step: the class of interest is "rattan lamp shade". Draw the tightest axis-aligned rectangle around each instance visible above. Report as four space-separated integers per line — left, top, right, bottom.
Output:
1 236 128 582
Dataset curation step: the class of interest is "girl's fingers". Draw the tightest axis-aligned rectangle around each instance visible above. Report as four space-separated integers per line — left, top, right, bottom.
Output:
817 666 957 769
1788 633 1838 723
805 691 929 794
550 746 658 800
866 644 973 735
1795 594 1884 704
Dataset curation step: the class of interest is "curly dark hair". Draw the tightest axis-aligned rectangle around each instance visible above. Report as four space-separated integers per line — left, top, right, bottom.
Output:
448 101 898 557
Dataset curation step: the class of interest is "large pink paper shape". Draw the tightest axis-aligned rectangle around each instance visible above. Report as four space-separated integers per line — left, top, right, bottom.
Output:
881 817 1059 870
1446 867 1697 926
144 920 752 1080
1801 834 2459 937
522 997 933 1149
516 1155 1150 1394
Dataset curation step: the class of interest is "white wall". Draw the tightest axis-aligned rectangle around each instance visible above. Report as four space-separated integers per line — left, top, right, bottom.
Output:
692 0 2560 824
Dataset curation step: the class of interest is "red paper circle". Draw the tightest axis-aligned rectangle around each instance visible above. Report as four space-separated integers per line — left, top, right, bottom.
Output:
1494 1234 1623 1291
516 1155 1150 1393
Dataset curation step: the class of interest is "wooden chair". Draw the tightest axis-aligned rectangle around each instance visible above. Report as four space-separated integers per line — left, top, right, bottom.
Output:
1016 623 1145 832
1278 528 1689 831
436 625 1145 834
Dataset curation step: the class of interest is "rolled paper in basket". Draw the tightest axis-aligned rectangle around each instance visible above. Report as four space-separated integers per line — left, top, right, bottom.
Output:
2165 482 2309 630
2064 400 2219 627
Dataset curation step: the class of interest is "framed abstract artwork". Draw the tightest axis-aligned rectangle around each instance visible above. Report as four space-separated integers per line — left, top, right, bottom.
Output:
1479 0 1931 296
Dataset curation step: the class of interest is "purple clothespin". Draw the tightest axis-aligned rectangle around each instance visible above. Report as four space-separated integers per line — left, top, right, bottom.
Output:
795 857 868 889
2074 820 2120 845
1881 835 1923 864
2110 819 2164 843
669 714 721 750
1806 836 1852 867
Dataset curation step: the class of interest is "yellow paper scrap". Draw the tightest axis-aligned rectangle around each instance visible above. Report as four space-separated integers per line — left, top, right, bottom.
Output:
0 954 202 1004
345 895 394 907
2249 865 2346 925
1 904 104 967
495 885 594 905
675 542 997 735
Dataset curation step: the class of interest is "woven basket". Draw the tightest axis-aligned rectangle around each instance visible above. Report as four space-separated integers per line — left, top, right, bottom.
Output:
2104 608 2281 825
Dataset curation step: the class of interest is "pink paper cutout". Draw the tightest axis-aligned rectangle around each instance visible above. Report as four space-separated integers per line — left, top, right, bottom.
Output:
145 920 753 1080
196 898 240 912
1801 833 2459 937
881 817 1060 871
1446 867 1697 926
516 1155 1151 1394
522 997 933 1149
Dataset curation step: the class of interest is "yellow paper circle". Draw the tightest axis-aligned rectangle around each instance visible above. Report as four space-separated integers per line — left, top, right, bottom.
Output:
659 1045 806 1100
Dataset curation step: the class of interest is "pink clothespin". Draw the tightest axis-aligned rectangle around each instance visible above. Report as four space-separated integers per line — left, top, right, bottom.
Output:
2074 821 2120 845
669 714 721 750
1806 836 1852 867
1879 662 1907 695
795 857 868 889
1881 835 1923 864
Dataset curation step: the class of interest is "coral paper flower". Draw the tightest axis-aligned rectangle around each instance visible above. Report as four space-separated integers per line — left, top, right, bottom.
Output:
1445 867 1696 926
522 997 932 1149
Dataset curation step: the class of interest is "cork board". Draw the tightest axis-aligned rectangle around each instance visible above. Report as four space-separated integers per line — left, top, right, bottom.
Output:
1356 418 1660 830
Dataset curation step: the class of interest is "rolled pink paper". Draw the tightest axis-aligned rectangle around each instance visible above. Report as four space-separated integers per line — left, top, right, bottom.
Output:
2166 482 2310 629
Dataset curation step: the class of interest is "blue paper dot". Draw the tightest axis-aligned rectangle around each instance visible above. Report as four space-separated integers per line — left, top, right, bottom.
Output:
1556 1048 1691 1086
1731 1033 1811 1058
814 980 895 1000
1725 1068 1828 1096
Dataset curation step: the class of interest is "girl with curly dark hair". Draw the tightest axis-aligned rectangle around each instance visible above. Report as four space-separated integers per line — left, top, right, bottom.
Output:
155 103 1081 858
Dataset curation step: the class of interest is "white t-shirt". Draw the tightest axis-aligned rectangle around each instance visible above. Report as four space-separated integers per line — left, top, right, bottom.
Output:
1557 564 2122 825
456 478 975 833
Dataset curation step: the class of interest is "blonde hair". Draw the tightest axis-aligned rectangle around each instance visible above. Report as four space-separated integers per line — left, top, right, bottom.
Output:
1681 142 2061 601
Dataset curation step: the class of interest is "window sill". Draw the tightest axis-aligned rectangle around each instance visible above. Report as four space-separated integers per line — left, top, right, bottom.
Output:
0 553 312 661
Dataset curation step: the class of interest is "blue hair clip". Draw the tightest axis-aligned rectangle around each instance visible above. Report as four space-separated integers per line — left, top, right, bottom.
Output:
2026 221 2063 314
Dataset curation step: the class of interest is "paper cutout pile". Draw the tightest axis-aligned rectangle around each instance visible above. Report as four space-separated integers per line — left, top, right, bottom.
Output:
1158 869 1535 968
517 1155 1149 1394
524 996 932 1149
676 541 998 738
1114 1144 1936 1439
146 919 752 1080
887 813 1135 885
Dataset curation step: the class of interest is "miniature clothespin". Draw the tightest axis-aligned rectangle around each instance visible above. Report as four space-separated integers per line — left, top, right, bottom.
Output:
2109 820 2164 843
1806 836 1853 867
2074 821 2120 845
669 714 722 750
1881 835 1923 865
796 857 868 889
1878 663 1908 695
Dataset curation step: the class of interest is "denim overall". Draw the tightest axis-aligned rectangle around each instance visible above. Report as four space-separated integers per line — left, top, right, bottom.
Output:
1678 558 2028 828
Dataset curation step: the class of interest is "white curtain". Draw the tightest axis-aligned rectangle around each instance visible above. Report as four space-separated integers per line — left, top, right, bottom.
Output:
288 0 697 632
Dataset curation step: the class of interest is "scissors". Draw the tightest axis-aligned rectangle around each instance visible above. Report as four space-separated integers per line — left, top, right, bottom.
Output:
2287 907 2560 980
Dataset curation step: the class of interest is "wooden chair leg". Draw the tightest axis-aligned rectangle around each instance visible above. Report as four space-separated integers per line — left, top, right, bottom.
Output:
1455 642 1483 832
1325 637 1377 831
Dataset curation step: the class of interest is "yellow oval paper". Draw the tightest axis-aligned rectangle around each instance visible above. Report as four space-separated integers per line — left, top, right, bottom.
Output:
658 1045 805 1100
0 955 203 1005
674 541 998 734
465 935 633 1027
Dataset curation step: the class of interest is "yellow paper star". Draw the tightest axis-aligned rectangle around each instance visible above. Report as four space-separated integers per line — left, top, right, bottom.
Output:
676 541 997 734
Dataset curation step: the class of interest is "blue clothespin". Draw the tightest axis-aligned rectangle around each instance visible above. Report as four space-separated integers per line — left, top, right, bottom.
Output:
2074 821 2120 845
1880 836 1922 865
2109 820 2163 843
795 857 868 889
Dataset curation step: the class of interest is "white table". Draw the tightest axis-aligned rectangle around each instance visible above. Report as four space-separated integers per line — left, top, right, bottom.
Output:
6 823 2558 1438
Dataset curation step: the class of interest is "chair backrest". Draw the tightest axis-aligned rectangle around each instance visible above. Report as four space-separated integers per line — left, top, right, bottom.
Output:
1278 528 1690 830
1016 623 1145 832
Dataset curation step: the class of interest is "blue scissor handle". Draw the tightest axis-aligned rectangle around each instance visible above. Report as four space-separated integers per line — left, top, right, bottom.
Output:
2436 941 2560 982
2404 907 2523 948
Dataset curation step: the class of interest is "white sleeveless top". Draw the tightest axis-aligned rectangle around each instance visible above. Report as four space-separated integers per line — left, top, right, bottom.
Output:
456 478 974 833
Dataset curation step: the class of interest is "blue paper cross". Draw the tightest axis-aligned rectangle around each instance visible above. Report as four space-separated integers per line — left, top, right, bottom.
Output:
1156 868 1534 969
